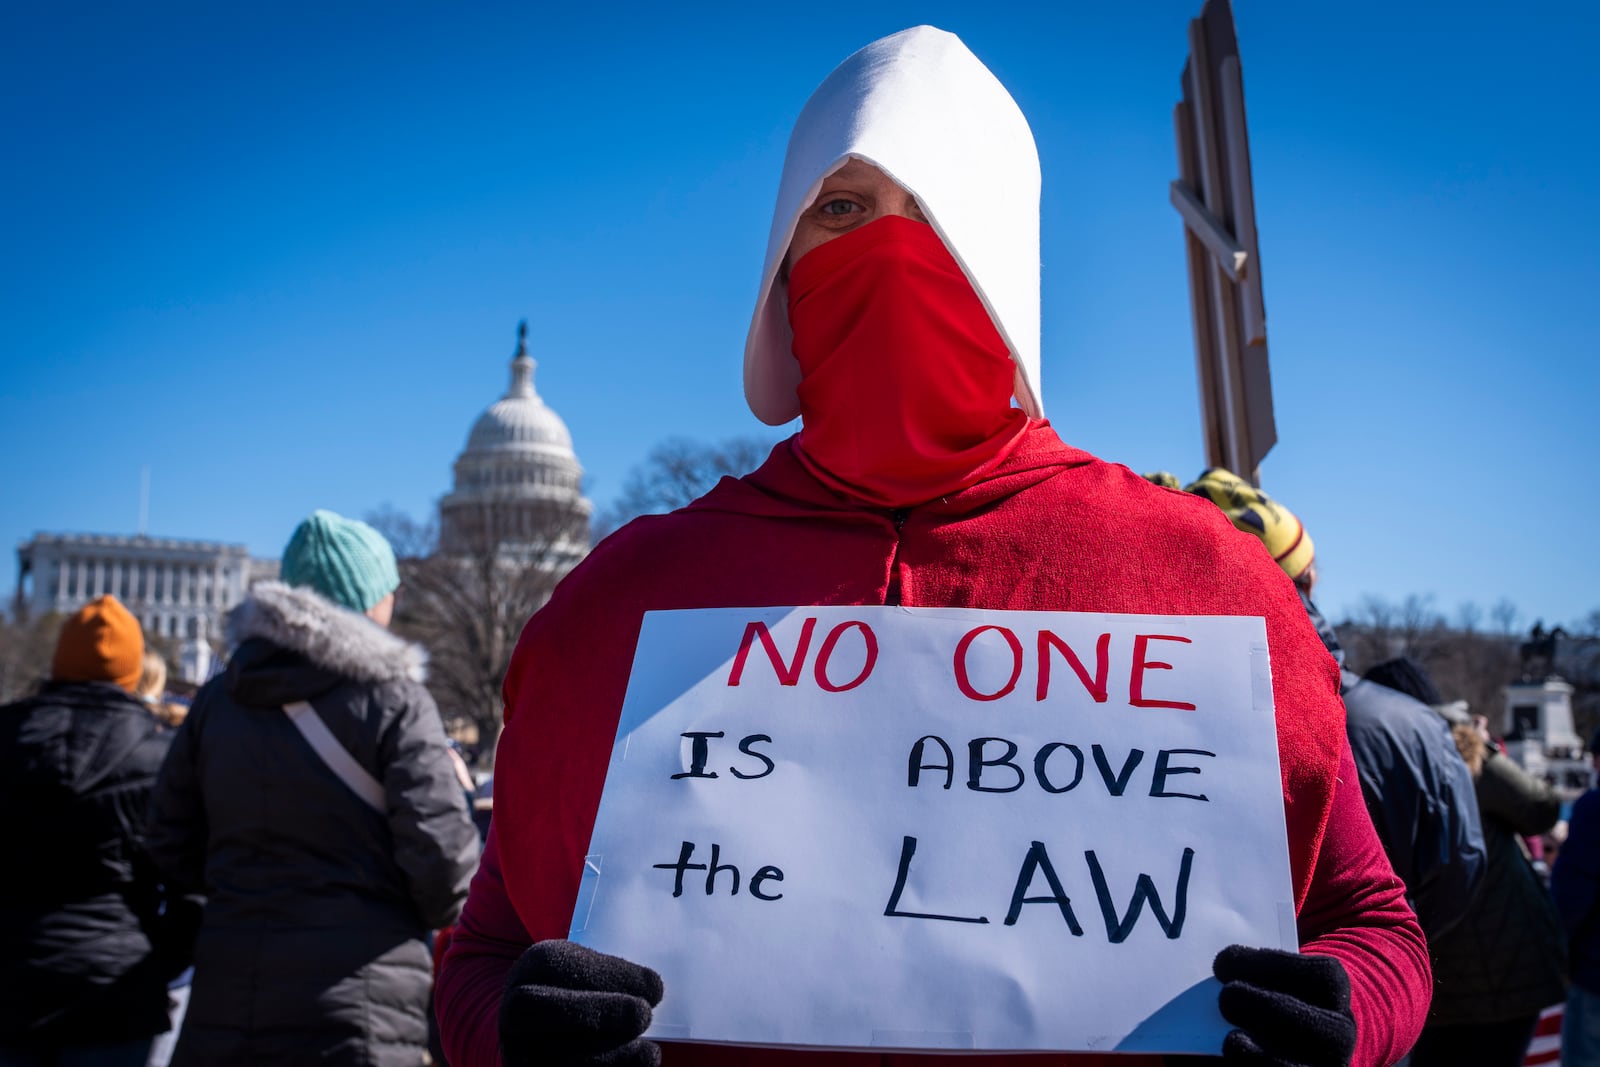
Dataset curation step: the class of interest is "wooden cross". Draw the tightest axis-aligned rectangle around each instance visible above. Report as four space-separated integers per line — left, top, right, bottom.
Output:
1173 0 1275 486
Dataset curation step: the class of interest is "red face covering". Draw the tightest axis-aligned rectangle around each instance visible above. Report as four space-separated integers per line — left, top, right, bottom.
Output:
787 214 1031 509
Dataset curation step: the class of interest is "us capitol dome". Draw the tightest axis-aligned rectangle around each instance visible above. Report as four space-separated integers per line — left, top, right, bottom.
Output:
438 322 592 566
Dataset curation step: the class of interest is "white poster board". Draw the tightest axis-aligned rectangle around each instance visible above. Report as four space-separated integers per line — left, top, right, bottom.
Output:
573 607 1295 1055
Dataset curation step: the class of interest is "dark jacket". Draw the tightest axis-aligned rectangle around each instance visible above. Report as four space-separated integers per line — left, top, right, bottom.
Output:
1426 749 1565 1024
0 680 176 1045
147 582 480 1067
1555 787 1600 994
1341 670 1486 940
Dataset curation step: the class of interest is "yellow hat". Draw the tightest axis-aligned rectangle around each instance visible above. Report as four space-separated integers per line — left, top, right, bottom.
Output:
1142 471 1182 490
1185 467 1315 581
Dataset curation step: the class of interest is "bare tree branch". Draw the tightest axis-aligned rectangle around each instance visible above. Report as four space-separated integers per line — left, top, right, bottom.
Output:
366 505 439 561
378 500 587 761
594 435 775 536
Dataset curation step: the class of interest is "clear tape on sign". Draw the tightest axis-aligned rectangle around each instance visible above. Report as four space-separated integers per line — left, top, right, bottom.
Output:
572 854 604 934
870 1030 975 1049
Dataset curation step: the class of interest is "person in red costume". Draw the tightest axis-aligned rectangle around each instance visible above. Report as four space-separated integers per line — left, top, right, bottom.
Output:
436 25 1429 1067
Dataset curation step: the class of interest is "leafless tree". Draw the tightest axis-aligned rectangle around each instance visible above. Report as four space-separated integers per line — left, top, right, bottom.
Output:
1579 608 1600 639
0 608 64 704
1490 598 1521 636
370 504 587 761
1341 594 1451 666
1338 594 1532 735
365 505 439 561
594 435 775 536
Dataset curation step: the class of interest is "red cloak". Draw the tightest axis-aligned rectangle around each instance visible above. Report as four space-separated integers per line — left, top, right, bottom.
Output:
438 423 1429 1067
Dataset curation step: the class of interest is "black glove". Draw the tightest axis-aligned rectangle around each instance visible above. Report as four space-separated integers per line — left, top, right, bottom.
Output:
500 939 665 1067
1212 945 1356 1067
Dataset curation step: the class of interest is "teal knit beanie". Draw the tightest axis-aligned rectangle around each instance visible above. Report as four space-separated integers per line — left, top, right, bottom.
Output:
280 510 400 613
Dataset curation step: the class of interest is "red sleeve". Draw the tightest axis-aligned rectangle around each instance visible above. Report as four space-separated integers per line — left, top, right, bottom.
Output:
1297 741 1430 1067
437 821 527 1067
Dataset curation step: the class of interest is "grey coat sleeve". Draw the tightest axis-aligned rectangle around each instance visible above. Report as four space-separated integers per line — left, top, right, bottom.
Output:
380 682 481 929
145 695 210 895
1409 728 1488 939
1344 678 1486 941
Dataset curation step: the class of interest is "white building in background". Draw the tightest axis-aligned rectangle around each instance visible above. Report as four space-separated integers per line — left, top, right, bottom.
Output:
1504 676 1590 794
438 321 592 564
13 532 279 682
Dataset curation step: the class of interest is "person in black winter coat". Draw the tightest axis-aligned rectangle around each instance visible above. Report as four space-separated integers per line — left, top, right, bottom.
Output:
145 511 480 1067
0 596 194 1067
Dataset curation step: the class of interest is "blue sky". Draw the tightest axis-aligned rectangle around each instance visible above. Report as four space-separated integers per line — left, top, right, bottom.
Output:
3 2 1596 630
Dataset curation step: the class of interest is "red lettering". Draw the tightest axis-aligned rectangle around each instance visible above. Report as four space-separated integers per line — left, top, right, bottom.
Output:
814 621 879 692
727 617 817 687
954 625 1024 702
1129 634 1197 711
1037 630 1110 703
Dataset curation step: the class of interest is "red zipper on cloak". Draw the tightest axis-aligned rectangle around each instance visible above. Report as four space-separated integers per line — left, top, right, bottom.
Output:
884 508 909 606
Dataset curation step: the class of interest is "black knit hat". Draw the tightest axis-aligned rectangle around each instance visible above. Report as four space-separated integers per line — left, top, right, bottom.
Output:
1363 657 1442 706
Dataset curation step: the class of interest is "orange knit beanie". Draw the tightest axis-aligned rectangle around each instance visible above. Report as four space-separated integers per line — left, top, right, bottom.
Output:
52 595 145 692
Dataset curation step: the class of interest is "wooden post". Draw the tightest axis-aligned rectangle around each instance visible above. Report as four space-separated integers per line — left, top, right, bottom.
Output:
1174 0 1275 485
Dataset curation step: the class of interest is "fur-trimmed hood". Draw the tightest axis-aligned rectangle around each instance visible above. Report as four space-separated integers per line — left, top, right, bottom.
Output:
227 581 426 685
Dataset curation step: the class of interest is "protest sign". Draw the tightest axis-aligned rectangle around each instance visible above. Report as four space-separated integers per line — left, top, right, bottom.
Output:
573 606 1295 1054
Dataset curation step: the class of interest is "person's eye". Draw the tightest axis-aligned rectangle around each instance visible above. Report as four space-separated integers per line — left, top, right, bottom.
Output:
819 198 863 217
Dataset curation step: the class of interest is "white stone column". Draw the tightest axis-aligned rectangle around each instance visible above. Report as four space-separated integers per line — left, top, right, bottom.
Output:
55 556 67 601
163 563 174 604
111 560 122 601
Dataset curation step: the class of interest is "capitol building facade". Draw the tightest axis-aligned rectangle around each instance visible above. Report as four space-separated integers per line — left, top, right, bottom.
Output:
438 322 592 565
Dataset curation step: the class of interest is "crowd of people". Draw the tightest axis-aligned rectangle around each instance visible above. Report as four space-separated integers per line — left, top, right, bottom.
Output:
2 512 479 1067
1 23 1592 1067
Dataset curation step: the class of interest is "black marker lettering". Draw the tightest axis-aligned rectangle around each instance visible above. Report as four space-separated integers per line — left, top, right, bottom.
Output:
651 841 707 898
908 735 956 789
750 865 785 901
1151 749 1215 801
1086 847 1194 943
1091 744 1145 796
967 737 1025 793
1003 840 1084 933
731 734 776 780
883 835 989 923
670 731 725 780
